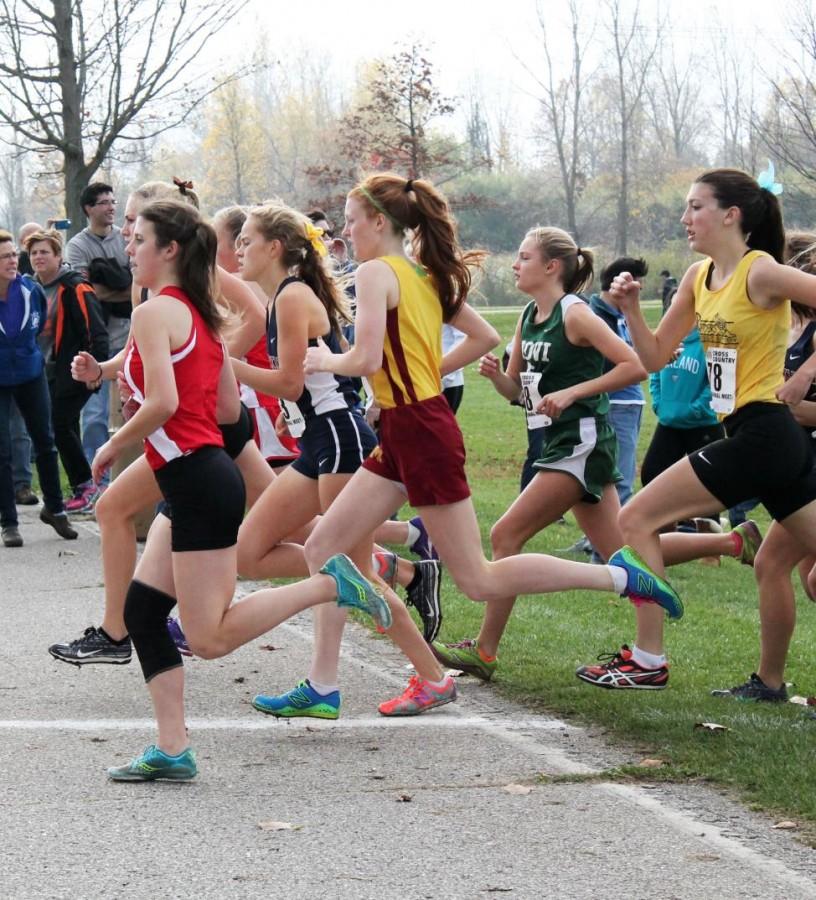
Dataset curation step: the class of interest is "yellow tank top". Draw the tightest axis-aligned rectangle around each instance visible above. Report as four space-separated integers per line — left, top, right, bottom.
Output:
694 250 790 417
369 255 443 409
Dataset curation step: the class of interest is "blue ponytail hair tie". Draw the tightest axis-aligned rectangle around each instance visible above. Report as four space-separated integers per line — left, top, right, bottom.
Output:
757 160 783 196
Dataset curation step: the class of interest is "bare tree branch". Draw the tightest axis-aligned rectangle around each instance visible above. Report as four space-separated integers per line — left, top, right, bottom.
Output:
0 0 254 234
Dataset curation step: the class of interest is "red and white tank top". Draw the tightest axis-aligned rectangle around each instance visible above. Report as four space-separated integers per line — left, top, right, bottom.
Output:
240 335 299 459
123 285 224 470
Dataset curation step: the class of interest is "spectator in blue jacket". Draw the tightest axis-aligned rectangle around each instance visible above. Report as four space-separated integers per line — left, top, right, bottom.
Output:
0 229 76 547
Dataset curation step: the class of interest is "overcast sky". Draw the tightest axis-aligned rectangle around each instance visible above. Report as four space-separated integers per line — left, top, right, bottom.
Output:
239 0 800 96
218 0 804 157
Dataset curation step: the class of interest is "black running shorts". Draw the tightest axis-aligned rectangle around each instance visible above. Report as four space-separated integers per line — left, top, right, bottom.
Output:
219 402 254 460
155 446 246 551
688 402 816 522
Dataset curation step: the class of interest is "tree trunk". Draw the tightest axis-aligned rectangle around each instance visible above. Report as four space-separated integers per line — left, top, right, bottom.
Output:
53 0 91 238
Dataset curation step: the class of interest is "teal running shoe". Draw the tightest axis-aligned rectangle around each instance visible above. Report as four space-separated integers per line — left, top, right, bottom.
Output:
252 679 340 719
107 745 197 782
609 546 684 620
320 554 392 629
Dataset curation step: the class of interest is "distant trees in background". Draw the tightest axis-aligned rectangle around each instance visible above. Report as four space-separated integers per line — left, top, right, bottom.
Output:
2 1 816 289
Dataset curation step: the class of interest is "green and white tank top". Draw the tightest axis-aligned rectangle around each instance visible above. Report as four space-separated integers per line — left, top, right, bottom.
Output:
518 295 609 429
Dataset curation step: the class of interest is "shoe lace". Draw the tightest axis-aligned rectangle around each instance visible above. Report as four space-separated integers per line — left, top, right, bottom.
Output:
594 645 630 666
69 626 99 647
446 639 476 651
401 675 424 699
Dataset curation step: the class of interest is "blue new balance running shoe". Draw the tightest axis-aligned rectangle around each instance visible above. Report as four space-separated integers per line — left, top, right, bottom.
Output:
107 745 197 782
252 679 341 719
609 546 684 620
320 554 392 629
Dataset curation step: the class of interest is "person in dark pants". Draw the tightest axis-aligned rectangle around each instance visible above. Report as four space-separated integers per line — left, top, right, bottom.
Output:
26 229 109 503
0 229 77 547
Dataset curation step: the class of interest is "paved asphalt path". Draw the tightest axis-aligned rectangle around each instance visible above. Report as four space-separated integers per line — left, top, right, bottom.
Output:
2 507 815 899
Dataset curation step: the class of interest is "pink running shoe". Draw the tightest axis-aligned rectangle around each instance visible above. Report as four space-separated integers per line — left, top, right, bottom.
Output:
65 482 99 514
377 674 456 716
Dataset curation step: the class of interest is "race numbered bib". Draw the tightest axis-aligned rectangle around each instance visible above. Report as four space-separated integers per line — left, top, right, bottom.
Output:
280 398 306 438
520 371 552 430
706 347 737 415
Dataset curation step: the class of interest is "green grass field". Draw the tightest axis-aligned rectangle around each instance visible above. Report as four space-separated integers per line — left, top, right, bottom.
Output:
426 306 816 829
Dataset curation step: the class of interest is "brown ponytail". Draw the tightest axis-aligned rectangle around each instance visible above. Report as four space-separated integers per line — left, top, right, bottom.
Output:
138 200 222 333
350 173 484 322
695 168 785 263
526 226 594 294
248 204 349 335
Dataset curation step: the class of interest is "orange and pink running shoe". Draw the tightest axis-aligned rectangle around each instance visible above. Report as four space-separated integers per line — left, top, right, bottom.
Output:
377 674 456 716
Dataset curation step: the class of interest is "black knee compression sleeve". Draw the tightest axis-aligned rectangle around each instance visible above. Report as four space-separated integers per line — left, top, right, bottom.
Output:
124 580 182 682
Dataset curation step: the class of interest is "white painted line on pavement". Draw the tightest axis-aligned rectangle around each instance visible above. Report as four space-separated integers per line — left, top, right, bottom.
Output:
0 715 569 732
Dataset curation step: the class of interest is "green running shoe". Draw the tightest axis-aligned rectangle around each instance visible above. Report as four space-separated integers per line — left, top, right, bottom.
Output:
609 545 684 620
107 745 197 782
320 554 392 629
252 680 340 719
430 638 497 682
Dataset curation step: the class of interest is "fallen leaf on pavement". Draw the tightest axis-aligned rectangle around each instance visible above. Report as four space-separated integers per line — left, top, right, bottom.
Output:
396 793 412 802
772 821 798 830
258 644 279 651
503 783 533 795
258 821 301 832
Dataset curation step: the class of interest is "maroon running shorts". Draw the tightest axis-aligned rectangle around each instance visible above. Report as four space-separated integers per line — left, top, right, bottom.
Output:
363 394 471 507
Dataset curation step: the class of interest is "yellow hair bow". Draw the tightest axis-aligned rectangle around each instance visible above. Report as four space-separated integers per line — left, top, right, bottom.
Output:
304 223 328 257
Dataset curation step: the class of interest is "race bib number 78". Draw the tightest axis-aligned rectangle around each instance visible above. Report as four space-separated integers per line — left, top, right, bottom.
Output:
706 347 737 415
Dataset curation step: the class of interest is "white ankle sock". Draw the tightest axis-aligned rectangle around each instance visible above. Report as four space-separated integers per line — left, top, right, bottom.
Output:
631 645 666 669
608 565 628 595
307 679 338 696
405 521 421 547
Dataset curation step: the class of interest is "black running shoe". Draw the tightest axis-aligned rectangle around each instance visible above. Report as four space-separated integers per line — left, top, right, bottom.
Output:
406 559 443 642
48 626 132 666
711 672 787 702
